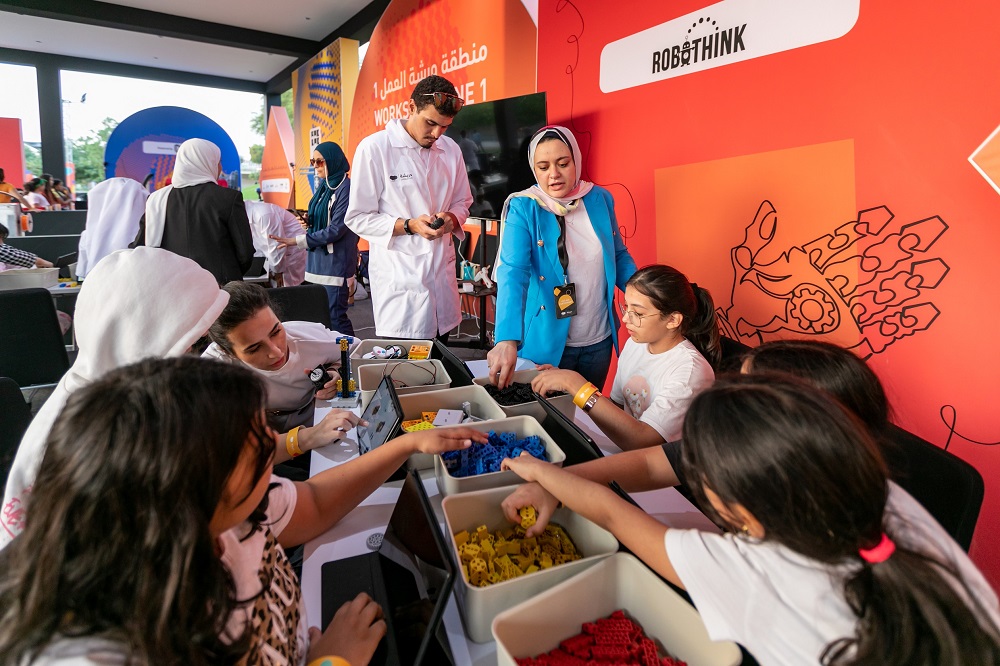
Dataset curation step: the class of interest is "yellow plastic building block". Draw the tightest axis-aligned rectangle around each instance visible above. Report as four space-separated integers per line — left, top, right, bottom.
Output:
402 421 436 432
453 521 583 587
461 543 481 562
409 344 431 360
519 505 537 529
421 411 438 422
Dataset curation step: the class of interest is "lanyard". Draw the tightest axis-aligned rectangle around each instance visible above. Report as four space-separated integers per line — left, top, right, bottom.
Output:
556 215 570 284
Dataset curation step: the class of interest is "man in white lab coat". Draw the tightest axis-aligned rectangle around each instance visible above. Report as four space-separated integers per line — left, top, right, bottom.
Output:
345 75 473 340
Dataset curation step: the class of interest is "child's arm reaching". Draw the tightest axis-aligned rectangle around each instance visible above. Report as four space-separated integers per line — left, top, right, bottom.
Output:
279 427 489 548
531 369 665 450
500 446 682 537
501 453 684 589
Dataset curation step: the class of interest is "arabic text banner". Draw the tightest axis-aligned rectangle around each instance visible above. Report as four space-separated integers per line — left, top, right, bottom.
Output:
346 0 537 159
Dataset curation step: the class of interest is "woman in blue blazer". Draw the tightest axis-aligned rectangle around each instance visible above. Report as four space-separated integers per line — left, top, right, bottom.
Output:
488 126 636 388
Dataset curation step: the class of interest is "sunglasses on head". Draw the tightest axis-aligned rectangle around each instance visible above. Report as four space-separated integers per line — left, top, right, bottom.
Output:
421 91 465 112
309 158 325 167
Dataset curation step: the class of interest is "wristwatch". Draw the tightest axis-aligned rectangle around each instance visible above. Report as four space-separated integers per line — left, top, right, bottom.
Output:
403 218 415 235
582 390 602 412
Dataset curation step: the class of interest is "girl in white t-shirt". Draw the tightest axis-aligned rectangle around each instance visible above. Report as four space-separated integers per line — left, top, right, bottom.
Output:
204 281 362 464
532 264 718 450
0 356 486 665
502 374 1000 666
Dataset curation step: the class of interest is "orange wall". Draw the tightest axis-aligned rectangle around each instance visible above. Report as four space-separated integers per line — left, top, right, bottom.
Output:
0 118 26 186
536 0 1000 587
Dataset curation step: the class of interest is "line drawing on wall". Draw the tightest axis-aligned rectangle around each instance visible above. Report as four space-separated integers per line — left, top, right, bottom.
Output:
717 201 949 359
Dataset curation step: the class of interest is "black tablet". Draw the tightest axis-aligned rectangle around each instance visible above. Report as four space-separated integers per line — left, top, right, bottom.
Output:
356 376 403 455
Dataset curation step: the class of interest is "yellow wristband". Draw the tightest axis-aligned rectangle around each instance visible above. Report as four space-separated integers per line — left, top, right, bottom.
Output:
286 426 304 458
573 382 599 409
307 658 351 666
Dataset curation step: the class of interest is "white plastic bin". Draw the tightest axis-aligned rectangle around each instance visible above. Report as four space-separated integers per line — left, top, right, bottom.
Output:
433 415 565 496
492 553 742 665
473 368 576 422
351 338 434 366
357 359 451 410
441 484 619 643
397 385 508 470
0 267 59 291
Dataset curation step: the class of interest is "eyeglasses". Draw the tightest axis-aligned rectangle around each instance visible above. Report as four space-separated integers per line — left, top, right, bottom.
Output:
618 302 661 327
422 91 465 112
309 158 325 167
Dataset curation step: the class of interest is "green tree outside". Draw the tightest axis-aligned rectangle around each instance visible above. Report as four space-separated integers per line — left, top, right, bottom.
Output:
71 117 118 191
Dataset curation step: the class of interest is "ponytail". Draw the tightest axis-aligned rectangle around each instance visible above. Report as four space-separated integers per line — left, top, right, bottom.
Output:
687 283 721 369
626 265 721 369
824 547 1000 665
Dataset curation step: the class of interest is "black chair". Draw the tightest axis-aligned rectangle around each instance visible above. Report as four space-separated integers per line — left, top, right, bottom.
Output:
883 425 984 551
0 288 71 389
0 377 32 488
718 335 753 372
268 284 331 329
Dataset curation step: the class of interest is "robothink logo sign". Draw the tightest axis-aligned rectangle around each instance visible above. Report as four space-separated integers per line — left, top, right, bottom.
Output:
599 0 859 93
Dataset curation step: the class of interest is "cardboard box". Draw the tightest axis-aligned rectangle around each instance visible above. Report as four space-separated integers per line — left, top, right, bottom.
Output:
473 368 576 422
442 484 619 643
492 553 742 665
433 416 566 496
397 384 508 470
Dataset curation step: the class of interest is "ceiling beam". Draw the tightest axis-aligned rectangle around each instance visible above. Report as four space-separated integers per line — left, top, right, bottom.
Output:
265 0 390 94
0 0 322 58
0 47 266 93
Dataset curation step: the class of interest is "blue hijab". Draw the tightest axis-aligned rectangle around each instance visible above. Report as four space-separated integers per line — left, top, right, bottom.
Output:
307 141 350 233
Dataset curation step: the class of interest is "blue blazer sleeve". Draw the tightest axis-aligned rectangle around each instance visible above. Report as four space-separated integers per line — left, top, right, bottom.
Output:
606 191 637 290
306 178 351 249
494 197 535 345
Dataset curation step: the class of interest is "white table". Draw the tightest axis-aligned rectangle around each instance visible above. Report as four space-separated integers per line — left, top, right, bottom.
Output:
301 359 717 665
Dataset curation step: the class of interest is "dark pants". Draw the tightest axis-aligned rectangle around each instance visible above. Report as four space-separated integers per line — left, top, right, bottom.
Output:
559 335 613 389
322 284 354 336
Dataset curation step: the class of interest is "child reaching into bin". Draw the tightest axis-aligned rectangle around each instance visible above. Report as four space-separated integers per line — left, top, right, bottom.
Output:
0 356 487 664
531 264 719 450
501 375 1000 665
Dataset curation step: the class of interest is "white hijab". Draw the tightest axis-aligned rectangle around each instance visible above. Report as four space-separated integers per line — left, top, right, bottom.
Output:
0 247 229 547
494 125 595 278
76 177 149 279
144 138 222 247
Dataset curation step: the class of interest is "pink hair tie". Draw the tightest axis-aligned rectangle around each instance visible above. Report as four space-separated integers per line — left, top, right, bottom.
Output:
858 533 895 563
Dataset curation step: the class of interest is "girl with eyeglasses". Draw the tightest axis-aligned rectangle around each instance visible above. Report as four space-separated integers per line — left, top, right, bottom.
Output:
532 264 719 450
270 141 359 335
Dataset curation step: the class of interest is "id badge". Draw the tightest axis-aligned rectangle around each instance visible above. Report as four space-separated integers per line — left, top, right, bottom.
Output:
553 283 578 319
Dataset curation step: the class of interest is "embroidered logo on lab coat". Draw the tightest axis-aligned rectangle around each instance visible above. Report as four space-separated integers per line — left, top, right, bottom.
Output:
389 173 414 181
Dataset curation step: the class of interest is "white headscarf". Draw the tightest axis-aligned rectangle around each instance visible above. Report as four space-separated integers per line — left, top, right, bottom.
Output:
494 125 595 278
502 125 594 220
144 138 222 247
0 247 229 547
76 177 149 279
